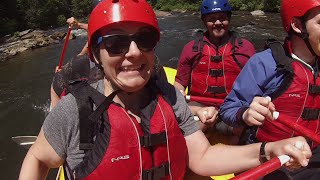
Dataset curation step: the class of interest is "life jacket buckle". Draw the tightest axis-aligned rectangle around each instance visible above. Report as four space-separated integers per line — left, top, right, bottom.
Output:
140 132 167 147
210 55 222 62
142 161 170 180
209 69 223 77
207 86 226 94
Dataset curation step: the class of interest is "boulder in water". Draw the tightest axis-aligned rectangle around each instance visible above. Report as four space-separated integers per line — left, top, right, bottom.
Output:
251 10 265 16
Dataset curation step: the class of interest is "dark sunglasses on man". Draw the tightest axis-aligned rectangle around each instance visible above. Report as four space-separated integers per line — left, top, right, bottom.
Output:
97 30 158 55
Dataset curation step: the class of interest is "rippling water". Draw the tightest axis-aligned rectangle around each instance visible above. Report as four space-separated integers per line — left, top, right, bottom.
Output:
0 11 283 179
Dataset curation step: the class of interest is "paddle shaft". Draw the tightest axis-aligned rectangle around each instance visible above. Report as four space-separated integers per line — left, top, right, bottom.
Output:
57 27 72 70
231 155 290 180
186 95 224 106
275 115 320 145
11 136 37 149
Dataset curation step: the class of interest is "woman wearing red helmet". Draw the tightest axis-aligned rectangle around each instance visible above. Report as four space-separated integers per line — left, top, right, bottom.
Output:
19 0 311 179
221 0 320 179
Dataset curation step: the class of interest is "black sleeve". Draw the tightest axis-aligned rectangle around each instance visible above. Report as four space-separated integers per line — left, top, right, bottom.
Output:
52 70 65 96
52 55 91 96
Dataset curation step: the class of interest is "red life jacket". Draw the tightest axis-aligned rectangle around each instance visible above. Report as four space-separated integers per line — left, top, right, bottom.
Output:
189 32 249 100
68 82 188 180
256 41 320 149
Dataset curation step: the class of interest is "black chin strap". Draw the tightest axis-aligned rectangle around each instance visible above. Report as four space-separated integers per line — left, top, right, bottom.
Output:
301 30 317 57
296 18 317 57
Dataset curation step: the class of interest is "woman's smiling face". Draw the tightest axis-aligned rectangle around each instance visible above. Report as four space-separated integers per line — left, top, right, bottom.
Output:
96 22 157 93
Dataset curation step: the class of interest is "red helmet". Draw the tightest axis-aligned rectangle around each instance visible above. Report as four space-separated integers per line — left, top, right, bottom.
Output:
281 0 320 32
88 0 160 61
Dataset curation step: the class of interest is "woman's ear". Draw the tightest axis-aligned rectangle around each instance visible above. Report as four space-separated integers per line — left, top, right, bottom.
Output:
291 17 303 34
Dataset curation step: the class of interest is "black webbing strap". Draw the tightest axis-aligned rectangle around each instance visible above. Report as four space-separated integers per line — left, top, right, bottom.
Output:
192 38 200 52
230 31 244 69
67 81 96 150
267 39 293 72
301 108 320 120
210 55 222 62
142 161 170 180
309 85 320 94
266 39 295 100
88 90 120 126
67 80 119 150
209 69 223 77
208 86 226 94
140 131 167 147
191 34 207 70
192 30 205 52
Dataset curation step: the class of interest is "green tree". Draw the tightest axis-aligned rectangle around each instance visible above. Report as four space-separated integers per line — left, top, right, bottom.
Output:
44 0 69 27
263 0 281 12
71 0 91 19
17 0 45 28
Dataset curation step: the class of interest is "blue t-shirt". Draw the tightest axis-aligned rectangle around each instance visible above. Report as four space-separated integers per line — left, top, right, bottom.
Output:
220 48 284 126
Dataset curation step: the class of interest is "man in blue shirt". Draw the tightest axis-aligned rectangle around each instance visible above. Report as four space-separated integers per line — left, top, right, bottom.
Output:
220 0 320 179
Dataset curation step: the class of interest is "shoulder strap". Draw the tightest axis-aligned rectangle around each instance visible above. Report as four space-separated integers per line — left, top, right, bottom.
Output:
191 30 206 69
229 31 247 69
67 80 119 150
192 29 205 52
265 39 295 100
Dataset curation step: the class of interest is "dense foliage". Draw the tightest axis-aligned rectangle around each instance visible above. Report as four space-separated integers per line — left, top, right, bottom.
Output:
0 0 281 38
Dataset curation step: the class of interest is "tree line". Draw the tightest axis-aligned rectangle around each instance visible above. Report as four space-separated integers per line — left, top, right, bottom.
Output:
0 0 281 38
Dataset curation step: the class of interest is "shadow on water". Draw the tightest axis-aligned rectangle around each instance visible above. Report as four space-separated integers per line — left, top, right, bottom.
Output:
0 11 283 179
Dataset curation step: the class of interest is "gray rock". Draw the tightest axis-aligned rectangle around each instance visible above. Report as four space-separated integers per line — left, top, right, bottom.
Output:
0 29 68 61
18 29 33 37
251 10 265 16
155 10 172 17
50 31 66 40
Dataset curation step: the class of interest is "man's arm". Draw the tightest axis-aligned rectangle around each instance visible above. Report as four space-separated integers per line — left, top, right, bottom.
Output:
220 50 282 126
174 41 196 93
66 17 88 30
186 130 310 176
173 81 186 96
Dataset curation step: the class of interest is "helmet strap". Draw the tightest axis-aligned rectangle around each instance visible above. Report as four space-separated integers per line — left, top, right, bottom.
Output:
294 19 317 57
300 17 317 57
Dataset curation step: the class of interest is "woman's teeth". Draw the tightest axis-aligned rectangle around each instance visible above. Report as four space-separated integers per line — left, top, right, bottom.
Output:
121 65 144 71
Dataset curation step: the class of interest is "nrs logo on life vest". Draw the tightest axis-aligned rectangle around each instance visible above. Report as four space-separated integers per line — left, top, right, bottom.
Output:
211 8 221 11
288 94 301 98
111 155 130 162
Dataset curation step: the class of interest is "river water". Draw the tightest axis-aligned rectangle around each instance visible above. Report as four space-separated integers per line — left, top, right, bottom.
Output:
0 11 283 179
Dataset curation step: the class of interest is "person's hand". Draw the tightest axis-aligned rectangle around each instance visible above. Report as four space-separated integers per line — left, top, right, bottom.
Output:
196 106 219 124
265 136 311 169
242 96 275 126
66 17 78 28
179 90 186 96
55 66 61 73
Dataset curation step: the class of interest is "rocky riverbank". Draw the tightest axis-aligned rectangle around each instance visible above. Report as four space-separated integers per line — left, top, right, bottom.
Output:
0 29 79 62
0 10 173 62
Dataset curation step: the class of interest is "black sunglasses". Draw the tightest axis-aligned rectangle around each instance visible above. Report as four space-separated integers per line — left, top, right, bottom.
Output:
97 31 158 55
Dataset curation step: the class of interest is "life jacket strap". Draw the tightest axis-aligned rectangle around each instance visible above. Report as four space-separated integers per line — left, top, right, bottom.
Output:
301 108 320 120
309 85 320 94
142 161 170 180
210 55 222 62
208 86 226 94
209 69 223 77
140 131 167 147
